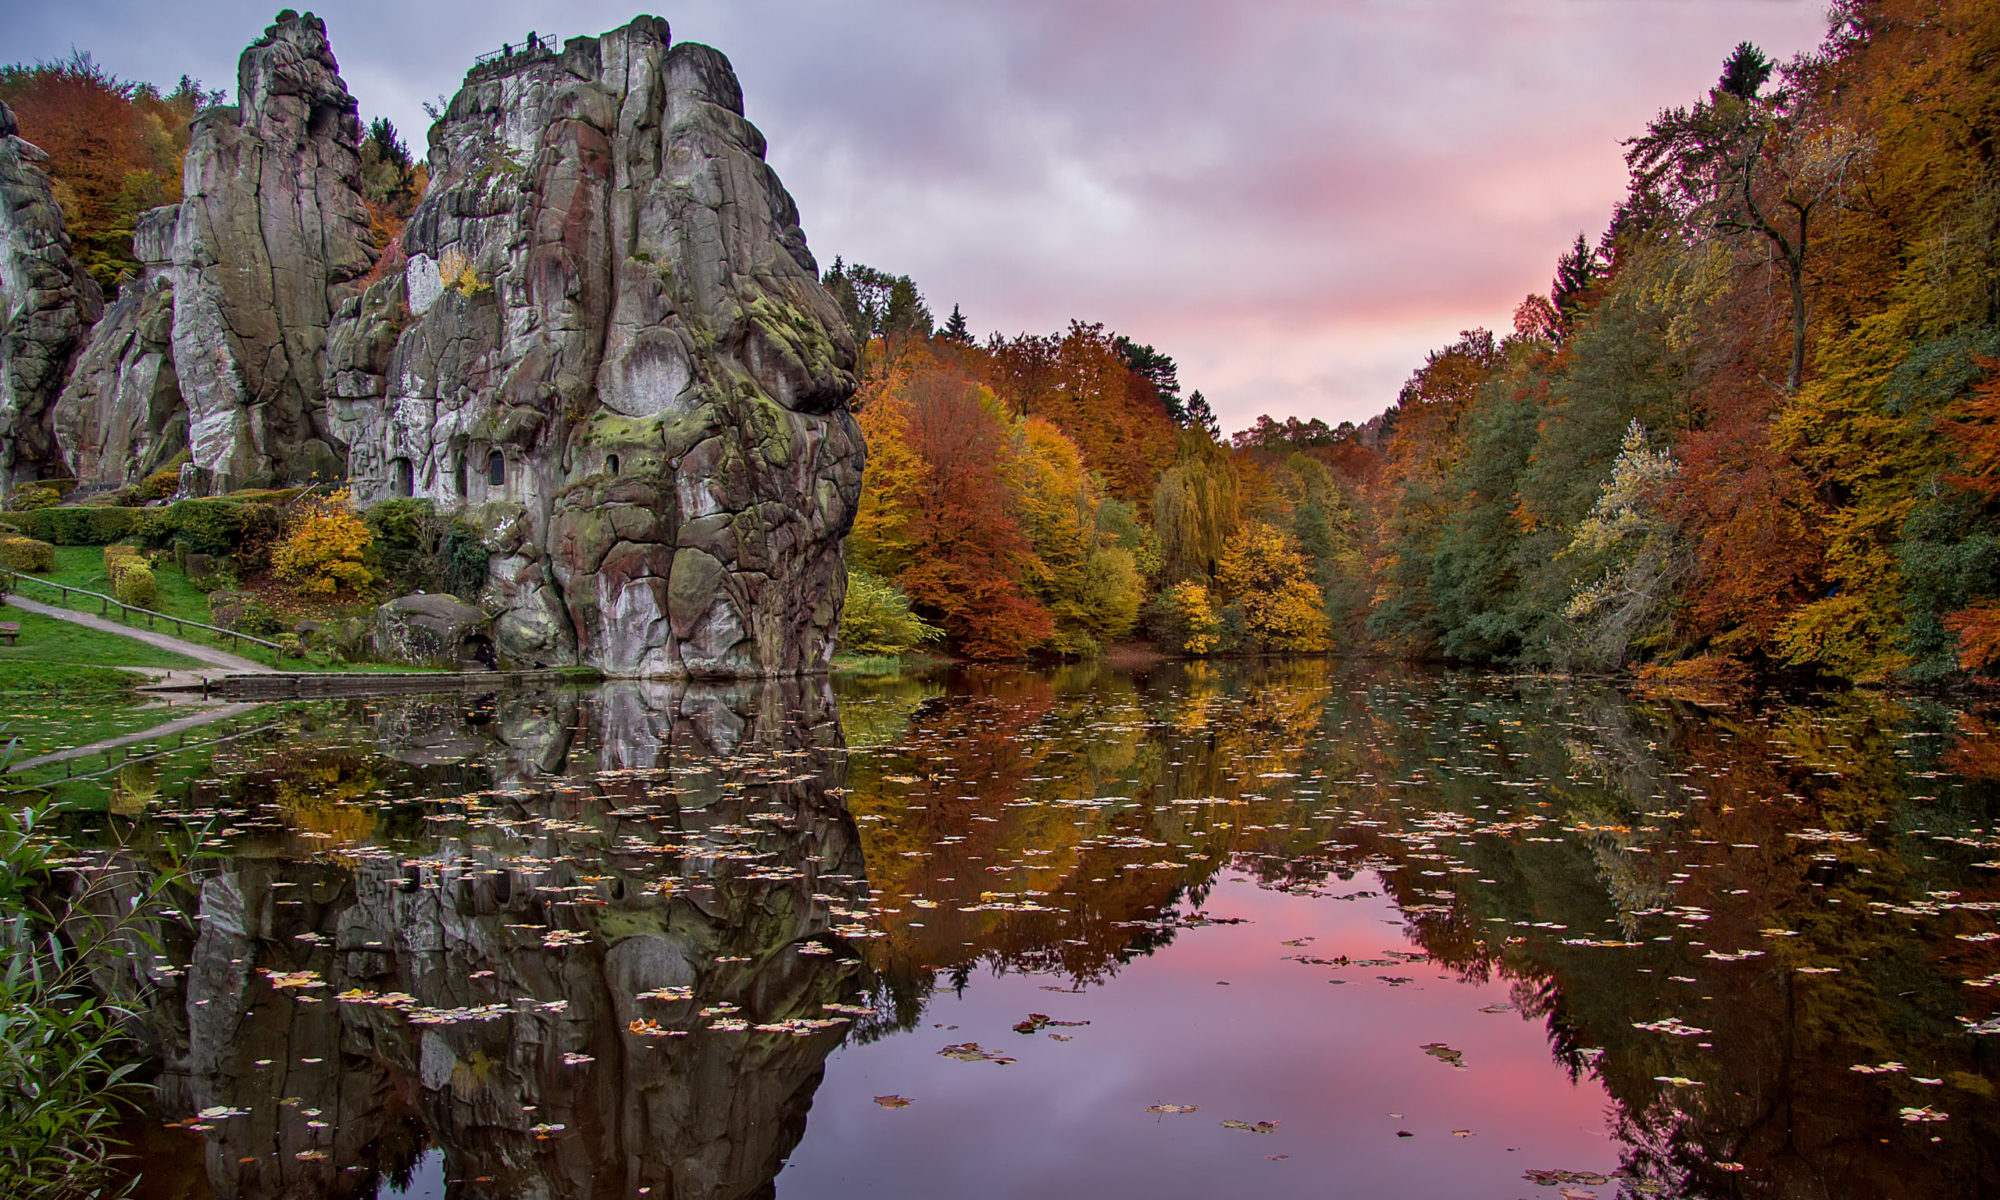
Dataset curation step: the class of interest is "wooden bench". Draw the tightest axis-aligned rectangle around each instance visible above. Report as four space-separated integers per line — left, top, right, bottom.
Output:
0 621 18 646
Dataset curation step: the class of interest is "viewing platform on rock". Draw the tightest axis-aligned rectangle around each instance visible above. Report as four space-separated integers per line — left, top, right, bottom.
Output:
466 32 564 79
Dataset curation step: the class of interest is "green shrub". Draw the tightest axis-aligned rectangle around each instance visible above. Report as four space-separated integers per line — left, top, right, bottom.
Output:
137 499 281 563
8 486 60 511
0 536 55 573
364 497 441 588
443 522 490 600
209 590 282 636
13 506 141 546
0 804 176 1197
361 500 491 600
133 460 185 502
111 562 157 608
839 570 942 656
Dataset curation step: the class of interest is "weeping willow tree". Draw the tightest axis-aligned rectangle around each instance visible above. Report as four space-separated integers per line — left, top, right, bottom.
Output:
1152 433 1239 584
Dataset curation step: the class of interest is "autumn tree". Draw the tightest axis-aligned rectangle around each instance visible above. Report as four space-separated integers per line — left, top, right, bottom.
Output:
274 490 373 597
1009 417 1142 654
1153 433 1240 584
357 117 425 250
858 359 1053 658
839 570 942 657
1625 41 1871 390
0 54 220 294
1555 421 1691 669
1215 521 1331 652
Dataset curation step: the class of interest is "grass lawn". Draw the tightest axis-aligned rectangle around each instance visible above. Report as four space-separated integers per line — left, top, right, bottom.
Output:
9 548 474 676
22 548 289 669
0 604 186 759
0 606 196 672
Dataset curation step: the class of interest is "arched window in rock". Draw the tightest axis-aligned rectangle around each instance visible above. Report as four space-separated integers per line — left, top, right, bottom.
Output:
391 457 414 498
606 454 620 477
488 450 506 486
453 453 467 497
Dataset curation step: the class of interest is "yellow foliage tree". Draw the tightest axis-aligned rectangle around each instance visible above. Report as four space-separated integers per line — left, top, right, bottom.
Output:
1009 416 1143 654
1165 580 1222 655
274 490 374 597
1217 521 1331 652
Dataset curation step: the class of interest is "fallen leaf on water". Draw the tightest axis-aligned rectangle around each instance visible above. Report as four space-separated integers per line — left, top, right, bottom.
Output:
1524 1170 1617 1186
1014 1013 1090 1034
1452 1129 1473 1137
873 1095 914 1108
939 1042 1015 1065
1221 1119 1279 1133
1654 1076 1705 1088
1899 1106 1948 1123
1420 1042 1467 1069
1146 1104 1199 1114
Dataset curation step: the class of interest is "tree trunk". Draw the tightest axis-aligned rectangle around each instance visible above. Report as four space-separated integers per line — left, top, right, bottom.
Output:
1787 256 1807 393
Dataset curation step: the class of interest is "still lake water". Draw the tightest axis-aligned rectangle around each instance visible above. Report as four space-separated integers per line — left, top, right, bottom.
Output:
26 661 1999 1198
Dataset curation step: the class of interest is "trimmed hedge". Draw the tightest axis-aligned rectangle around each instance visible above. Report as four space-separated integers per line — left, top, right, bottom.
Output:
0 535 55 572
137 499 282 561
10 506 141 546
111 562 157 608
104 544 157 606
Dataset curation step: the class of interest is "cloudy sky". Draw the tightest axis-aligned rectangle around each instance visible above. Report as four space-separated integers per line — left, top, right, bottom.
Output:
14 0 1830 432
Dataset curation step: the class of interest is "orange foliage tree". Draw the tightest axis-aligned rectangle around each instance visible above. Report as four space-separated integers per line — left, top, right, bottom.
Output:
0 54 218 294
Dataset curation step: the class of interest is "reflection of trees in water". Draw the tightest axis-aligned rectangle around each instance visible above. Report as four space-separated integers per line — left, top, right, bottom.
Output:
1331 678 1999 1200
90 679 866 1200
836 661 1998 1199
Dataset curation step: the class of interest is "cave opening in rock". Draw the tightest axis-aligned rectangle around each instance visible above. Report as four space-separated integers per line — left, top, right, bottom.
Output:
488 450 505 486
307 100 342 138
391 457 413 497
607 453 620 477
453 453 467 497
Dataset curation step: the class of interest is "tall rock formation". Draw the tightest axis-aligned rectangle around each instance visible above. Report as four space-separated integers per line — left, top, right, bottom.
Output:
0 97 102 494
54 11 375 490
326 18 864 678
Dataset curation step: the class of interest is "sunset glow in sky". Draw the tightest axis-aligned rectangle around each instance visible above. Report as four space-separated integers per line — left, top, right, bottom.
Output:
14 0 1832 432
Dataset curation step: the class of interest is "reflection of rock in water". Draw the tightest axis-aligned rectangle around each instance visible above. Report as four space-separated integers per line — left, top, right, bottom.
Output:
113 679 865 1200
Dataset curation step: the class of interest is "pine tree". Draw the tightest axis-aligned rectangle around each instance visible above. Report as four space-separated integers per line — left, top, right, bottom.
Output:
942 303 973 345
1183 390 1220 440
1716 41 1773 101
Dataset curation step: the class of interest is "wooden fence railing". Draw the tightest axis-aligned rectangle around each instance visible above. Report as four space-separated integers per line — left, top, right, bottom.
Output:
0 567 286 655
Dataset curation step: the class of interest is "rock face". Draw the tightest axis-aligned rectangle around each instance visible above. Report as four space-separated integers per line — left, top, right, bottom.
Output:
326 18 863 678
370 592 494 665
0 98 102 495
54 11 375 491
